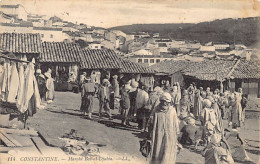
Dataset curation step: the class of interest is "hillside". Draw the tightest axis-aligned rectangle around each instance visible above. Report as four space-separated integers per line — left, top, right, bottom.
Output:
109 17 260 46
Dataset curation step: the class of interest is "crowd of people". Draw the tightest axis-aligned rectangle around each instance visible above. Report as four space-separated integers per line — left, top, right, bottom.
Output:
78 72 252 164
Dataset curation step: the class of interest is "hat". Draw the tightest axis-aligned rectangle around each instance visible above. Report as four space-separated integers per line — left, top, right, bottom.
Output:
112 75 118 79
124 84 132 91
160 92 172 103
36 69 41 74
207 96 214 103
185 114 196 122
172 86 178 92
204 99 212 108
103 78 109 84
44 72 51 78
154 86 162 93
86 77 91 81
83 72 86 75
131 81 139 88
183 89 188 96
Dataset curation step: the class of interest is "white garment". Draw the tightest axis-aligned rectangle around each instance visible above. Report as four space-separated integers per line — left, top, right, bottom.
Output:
205 108 217 126
1 61 11 101
16 64 25 111
7 63 19 103
33 75 41 109
20 63 35 113
136 89 149 109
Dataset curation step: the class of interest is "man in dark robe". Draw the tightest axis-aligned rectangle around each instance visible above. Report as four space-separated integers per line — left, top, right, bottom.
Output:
36 69 46 100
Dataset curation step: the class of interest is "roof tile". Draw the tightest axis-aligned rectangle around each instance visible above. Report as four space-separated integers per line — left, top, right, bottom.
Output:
80 49 121 69
0 33 41 54
40 42 82 63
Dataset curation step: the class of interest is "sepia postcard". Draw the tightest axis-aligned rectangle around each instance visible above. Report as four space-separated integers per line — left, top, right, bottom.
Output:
0 0 259 163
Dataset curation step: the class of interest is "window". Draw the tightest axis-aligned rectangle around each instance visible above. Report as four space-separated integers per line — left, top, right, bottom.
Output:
95 46 98 49
50 34 53 38
150 59 154 63
156 59 160 63
138 59 142 63
144 59 148 63
41 34 44 38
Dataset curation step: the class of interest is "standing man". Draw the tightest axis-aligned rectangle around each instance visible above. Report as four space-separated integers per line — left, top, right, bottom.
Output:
44 72 55 104
149 92 179 164
79 72 87 91
98 79 113 120
120 84 131 125
36 69 46 101
81 77 96 119
136 85 149 130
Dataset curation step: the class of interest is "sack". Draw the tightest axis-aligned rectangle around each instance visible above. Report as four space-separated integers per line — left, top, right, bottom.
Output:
139 139 151 157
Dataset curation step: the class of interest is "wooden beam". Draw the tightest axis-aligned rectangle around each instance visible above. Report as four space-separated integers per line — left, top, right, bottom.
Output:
0 133 16 147
0 131 22 147
0 128 38 136
31 137 51 155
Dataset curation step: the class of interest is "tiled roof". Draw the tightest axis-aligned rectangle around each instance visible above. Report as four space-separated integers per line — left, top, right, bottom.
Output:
80 49 121 69
149 60 196 74
1 21 33 27
40 42 82 63
231 60 260 79
1 5 19 8
150 58 260 80
182 59 237 81
33 27 62 31
0 33 41 54
119 58 155 74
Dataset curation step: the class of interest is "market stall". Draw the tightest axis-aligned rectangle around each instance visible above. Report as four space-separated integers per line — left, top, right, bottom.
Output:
0 52 41 128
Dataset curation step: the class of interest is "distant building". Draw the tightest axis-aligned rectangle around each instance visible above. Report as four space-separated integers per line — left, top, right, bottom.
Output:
125 34 135 41
62 23 79 32
133 32 150 39
128 55 175 66
105 31 117 43
0 21 33 33
1 4 27 21
213 42 229 50
153 33 160 38
235 44 247 50
32 27 70 42
186 41 201 49
200 46 216 52
170 39 187 49
88 43 103 49
111 30 126 37
101 40 116 50
129 49 152 56
158 43 168 54
146 41 158 51
93 29 106 36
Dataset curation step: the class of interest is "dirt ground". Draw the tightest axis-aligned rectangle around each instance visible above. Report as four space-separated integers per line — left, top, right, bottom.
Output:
27 92 260 164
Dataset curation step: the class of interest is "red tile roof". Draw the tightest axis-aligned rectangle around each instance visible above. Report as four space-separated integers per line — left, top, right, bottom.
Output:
40 42 82 63
182 59 237 81
80 49 121 69
231 60 260 79
149 60 197 74
149 59 260 81
0 33 41 54
119 58 155 74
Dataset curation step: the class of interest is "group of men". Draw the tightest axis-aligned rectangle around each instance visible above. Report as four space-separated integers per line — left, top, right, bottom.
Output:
79 73 252 163
35 68 55 104
79 72 119 120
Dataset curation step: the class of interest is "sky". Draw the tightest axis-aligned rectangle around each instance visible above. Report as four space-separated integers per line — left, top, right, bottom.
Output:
1 0 260 28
